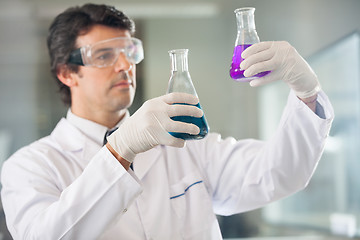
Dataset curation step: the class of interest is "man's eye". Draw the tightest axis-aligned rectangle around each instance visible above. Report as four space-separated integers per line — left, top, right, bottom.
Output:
96 52 115 60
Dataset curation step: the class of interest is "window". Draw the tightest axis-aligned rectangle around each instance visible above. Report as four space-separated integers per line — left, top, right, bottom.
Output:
259 32 360 237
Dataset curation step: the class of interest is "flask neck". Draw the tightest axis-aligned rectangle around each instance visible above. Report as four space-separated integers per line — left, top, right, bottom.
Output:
169 49 189 72
235 7 256 31
234 7 260 45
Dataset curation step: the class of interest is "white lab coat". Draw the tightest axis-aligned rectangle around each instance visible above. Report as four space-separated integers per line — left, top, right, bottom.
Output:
1 91 334 240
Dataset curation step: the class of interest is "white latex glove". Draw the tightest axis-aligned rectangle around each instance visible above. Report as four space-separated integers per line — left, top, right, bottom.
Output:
240 41 321 98
107 92 203 162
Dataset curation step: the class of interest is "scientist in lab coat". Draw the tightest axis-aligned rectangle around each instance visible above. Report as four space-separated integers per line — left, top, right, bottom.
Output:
1 3 334 240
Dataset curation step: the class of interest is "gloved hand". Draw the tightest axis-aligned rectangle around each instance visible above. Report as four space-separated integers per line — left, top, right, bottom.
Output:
240 41 321 99
107 92 203 162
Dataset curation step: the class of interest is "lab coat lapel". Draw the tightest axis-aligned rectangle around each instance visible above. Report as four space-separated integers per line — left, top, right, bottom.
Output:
53 118 162 176
133 146 162 180
51 118 84 152
51 118 101 165
81 140 102 163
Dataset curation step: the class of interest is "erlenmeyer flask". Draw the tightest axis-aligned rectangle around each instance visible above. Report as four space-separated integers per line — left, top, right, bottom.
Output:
229 7 270 81
167 49 209 140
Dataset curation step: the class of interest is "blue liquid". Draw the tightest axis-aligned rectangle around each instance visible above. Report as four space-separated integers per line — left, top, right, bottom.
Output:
170 103 209 140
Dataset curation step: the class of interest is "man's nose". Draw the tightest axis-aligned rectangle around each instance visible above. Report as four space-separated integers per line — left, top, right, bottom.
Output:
114 52 132 72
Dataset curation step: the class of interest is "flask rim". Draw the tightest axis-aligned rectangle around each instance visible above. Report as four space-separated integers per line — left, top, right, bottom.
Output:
234 7 255 14
168 49 189 55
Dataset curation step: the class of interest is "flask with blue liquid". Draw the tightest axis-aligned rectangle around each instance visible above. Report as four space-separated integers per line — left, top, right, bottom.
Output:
167 49 209 140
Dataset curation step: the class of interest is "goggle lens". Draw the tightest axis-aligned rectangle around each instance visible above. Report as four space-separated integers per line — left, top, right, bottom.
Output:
68 37 144 68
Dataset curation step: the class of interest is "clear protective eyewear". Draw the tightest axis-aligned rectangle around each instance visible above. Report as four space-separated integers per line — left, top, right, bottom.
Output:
68 37 144 68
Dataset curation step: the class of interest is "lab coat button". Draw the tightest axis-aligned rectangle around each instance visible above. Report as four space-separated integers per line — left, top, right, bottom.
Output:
123 208 127 213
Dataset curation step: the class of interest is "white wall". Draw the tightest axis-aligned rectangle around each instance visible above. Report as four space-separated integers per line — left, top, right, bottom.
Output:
0 0 359 159
0 3 40 155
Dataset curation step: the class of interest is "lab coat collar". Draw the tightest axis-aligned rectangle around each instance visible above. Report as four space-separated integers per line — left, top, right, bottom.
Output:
66 109 130 146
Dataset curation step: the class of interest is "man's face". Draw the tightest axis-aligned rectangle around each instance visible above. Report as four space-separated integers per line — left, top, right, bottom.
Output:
71 25 136 115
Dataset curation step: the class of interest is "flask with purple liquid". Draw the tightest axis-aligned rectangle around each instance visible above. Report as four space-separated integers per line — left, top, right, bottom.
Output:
167 49 209 140
230 7 270 81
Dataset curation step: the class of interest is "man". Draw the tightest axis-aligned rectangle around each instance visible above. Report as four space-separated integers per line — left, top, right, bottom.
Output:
1 3 333 240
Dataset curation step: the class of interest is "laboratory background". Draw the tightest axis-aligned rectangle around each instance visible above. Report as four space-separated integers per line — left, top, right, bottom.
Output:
0 0 359 239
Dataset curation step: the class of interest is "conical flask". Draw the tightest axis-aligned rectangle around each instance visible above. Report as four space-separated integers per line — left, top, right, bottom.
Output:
229 7 270 81
167 49 209 140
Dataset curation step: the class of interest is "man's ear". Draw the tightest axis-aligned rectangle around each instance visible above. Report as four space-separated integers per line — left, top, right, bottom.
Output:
57 65 78 87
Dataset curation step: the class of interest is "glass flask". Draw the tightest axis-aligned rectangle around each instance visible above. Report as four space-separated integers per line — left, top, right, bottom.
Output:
166 49 209 140
229 7 270 81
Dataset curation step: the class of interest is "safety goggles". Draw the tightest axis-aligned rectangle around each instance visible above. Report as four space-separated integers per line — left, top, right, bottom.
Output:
68 37 144 68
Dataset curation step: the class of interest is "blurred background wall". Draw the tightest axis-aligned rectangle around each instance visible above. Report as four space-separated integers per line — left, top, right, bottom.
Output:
0 0 360 239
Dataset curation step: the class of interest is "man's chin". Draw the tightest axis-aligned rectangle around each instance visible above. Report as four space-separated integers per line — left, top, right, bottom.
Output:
112 96 134 111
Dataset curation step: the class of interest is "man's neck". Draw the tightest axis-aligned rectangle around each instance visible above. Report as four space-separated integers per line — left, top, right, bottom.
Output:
70 107 127 129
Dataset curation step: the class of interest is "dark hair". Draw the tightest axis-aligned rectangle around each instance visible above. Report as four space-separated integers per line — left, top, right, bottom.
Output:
47 4 135 106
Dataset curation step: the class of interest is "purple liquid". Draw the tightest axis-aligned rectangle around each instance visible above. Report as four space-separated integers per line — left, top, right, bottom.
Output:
170 103 209 140
230 44 270 81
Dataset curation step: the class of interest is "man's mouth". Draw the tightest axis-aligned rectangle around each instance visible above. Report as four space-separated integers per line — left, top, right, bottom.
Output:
112 80 131 88
112 72 133 88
